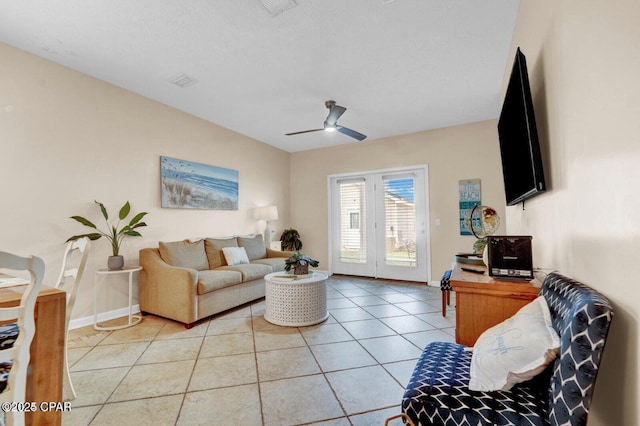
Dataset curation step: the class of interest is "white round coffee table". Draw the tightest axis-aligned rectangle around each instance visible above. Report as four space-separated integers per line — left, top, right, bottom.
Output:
264 271 329 327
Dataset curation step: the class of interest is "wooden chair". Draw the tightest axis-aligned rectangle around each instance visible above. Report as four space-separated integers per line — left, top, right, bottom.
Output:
0 251 45 426
53 238 90 401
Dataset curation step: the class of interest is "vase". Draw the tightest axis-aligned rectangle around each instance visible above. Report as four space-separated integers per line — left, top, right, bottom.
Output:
108 255 124 270
294 264 309 276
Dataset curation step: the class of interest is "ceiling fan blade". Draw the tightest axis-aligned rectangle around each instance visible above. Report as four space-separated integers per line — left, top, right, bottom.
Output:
325 105 346 126
336 126 367 141
285 129 324 136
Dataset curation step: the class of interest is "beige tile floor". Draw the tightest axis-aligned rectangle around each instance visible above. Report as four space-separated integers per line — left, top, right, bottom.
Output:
63 275 456 426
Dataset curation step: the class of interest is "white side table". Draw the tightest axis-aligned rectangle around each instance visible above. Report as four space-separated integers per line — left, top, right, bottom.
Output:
94 266 143 331
264 271 329 327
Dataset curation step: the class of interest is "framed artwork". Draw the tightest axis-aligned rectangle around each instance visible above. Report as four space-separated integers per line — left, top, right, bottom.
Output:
160 156 239 210
459 179 481 235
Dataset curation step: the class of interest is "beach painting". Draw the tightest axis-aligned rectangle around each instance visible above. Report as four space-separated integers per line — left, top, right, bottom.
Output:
161 156 239 210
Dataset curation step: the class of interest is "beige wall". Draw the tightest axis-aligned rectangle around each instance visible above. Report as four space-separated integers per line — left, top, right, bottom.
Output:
504 1 639 424
289 120 507 282
1 42 291 321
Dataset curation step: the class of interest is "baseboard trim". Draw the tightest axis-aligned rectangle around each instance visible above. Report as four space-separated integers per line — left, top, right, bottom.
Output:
428 280 440 287
69 304 141 330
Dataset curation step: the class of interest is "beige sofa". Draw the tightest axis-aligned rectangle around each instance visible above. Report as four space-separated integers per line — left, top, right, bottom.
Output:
139 234 290 327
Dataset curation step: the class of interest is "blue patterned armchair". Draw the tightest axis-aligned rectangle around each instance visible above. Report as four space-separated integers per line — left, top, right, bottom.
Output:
401 272 613 426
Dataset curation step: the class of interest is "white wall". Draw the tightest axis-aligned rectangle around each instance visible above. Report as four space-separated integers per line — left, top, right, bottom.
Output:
1 42 291 321
504 1 639 424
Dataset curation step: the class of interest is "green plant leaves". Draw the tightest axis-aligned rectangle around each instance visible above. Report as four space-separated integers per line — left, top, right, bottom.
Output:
284 251 319 272
95 200 109 221
67 201 148 255
119 201 131 220
128 211 148 225
65 233 102 243
70 216 97 229
280 228 303 251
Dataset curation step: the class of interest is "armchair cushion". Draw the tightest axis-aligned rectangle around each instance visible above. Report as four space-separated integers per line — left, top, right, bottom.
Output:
403 341 550 426
159 240 208 271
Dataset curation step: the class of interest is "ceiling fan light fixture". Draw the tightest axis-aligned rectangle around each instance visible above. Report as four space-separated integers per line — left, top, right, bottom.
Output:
324 125 337 132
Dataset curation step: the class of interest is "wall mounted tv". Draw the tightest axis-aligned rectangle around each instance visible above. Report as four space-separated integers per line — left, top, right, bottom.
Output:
497 47 546 206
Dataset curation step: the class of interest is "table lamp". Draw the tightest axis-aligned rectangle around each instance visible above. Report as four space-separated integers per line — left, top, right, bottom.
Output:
257 206 279 243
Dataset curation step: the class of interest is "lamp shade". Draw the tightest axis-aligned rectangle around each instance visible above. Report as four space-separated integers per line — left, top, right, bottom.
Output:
256 206 279 221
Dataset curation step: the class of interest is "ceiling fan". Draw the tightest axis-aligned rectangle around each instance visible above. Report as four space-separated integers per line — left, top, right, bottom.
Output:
286 100 367 141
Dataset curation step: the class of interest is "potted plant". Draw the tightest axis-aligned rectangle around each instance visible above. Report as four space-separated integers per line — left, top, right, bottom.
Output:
280 228 302 251
284 251 319 276
67 200 148 270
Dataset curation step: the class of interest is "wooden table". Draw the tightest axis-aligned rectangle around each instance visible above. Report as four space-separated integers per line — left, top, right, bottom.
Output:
450 262 540 346
0 285 66 426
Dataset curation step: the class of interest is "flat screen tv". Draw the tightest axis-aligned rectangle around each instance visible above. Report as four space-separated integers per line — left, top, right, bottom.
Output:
497 47 546 206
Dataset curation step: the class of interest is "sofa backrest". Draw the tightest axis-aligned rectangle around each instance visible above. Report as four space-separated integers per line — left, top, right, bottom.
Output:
540 272 613 426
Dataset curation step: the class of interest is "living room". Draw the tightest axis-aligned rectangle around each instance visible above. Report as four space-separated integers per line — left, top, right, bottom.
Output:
1 1 637 425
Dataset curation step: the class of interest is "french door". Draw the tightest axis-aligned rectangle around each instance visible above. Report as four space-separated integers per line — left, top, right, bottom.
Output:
329 166 429 282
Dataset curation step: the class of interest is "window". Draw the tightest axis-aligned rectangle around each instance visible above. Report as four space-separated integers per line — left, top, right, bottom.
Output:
349 212 360 229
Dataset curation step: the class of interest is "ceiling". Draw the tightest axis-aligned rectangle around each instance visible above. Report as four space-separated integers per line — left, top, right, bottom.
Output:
0 0 519 153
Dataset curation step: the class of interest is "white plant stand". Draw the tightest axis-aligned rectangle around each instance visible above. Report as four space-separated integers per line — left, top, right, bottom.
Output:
264 271 329 327
94 266 143 331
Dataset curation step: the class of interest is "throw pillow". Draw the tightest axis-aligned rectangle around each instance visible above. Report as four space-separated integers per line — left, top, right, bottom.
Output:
237 234 267 261
222 246 250 266
204 237 238 269
158 240 208 271
469 296 560 391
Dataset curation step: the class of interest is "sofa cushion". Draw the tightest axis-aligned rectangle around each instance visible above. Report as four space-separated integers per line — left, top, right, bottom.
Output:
237 235 267 261
159 240 208 271
196 270 243 295
205 237 238 269
218 263 272 282
222 247 250 266
252 257 286 272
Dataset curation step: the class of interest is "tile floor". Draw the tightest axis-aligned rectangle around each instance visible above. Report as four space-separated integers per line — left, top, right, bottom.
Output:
63 275 456 426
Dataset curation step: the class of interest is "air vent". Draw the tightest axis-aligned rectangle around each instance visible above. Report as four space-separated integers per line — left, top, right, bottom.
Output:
259 0 297 16
169 74 198 88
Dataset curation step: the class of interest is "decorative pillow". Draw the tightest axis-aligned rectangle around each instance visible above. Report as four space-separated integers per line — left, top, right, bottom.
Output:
204 237 238 269
158 240 208 271
222 246 250 266
237 234 267 261
469 296 560 391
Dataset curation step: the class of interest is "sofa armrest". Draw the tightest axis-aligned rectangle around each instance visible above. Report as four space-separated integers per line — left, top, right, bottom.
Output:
266 248 293 258
139 248 199 325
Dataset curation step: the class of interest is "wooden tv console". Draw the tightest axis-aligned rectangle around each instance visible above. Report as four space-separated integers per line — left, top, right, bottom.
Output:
450 262 540 346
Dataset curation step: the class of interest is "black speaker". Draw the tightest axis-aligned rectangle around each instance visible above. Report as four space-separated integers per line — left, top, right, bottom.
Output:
486 235 533 280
